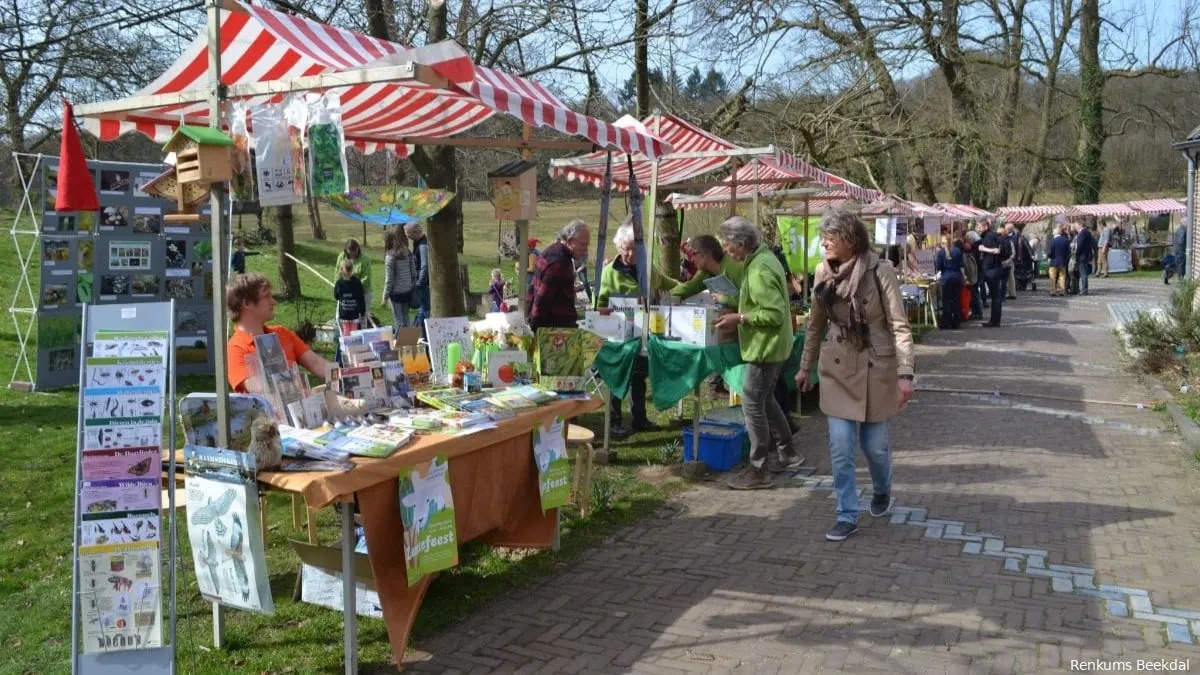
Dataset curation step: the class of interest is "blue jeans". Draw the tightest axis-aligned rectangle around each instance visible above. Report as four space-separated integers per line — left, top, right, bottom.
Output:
828 417 893 523
1079 262 1091 293
413 285 431 333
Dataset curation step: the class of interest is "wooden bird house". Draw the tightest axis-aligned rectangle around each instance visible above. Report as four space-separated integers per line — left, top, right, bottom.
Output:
164 126 234 185
488 160 537 221
141 167 209 223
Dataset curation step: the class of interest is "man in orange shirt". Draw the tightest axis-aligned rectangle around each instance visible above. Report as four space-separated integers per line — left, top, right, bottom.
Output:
226 273 332 392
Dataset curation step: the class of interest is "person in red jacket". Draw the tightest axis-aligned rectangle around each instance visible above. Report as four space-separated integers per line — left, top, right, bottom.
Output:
527 220 590 330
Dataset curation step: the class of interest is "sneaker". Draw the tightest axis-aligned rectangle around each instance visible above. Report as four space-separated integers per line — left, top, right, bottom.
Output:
766 453 806 473
825 521 859 541
727 466 775 490
869 494 895 518
610 424 632 440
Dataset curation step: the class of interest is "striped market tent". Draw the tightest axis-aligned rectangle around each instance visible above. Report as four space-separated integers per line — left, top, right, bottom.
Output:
994 205 1067 224
1064 203 1138 218
665 150 882 209
933 203 993 220
549 113 735 190
78 1 669 158
1128 199 1186 215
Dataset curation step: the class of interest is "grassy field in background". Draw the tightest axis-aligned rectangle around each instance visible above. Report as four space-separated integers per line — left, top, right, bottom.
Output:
1 200 710 673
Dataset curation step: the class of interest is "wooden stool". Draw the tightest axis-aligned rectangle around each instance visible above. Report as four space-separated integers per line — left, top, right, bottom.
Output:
567 424 596 518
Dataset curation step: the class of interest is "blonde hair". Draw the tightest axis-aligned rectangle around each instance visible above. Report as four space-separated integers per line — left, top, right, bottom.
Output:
491 268 503 280
339 259 355 279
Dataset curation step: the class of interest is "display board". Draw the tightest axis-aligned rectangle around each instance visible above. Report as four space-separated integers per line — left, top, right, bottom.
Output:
72 301 178 674
31 158 214 390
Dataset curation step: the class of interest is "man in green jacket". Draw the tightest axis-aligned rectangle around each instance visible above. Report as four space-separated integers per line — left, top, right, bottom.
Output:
713 217 804 489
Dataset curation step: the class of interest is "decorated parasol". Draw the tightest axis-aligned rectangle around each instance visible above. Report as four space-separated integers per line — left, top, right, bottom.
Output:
322 186 455 226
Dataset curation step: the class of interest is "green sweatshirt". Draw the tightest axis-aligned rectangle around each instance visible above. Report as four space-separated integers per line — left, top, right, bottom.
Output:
596 258 674 307
737 245 793 363
670 257 745 309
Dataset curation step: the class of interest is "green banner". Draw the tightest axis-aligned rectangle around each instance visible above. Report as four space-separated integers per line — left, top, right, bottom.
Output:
399 455 458 586
776 216 823 275
533 417 571 511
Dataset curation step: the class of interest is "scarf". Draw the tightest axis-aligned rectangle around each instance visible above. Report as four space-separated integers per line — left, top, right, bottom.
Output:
815 252 871 351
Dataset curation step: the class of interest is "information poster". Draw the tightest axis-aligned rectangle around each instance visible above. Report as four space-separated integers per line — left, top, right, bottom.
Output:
184 446 274 614
33 158 213 390
533 416 571 511
776 216 824 275
399 456 459 586
77 329 168 655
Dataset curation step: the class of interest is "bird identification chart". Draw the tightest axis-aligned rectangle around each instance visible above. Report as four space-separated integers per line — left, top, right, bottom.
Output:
399 455 459 586
76 326 169 657
184 446 274 614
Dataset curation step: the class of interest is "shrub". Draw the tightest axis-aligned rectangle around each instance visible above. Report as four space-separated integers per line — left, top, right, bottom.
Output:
1125 280 1200 374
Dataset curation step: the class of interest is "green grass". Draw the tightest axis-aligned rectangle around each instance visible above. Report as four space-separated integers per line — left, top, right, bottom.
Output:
2 200 706 673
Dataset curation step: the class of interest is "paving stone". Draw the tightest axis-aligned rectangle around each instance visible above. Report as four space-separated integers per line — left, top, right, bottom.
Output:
1076 588 1128 601
924 525 944 539
1003 558 1022 573
962 541 983 555
1156 608 1200 621
1108 600 1130 618
1099 585 1150 597
1073 574 1096 590
1167 623 1194 644
1134 612 1190 626
1048 564 1095 575
983 538 1004 553
1051 576 1074 593
1026 567 1071 580
889 512 908 525
1026 556 1047 570
1130 596 1155 613
943 524 964 537
942 533 984 543
1005 548 1049 557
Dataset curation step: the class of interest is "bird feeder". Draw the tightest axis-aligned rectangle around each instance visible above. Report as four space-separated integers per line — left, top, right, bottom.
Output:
487 159 537 221
163 125 234 185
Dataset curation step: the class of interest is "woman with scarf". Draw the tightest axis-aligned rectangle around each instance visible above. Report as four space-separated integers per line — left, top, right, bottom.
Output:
712 217 806 490
796 211 915 542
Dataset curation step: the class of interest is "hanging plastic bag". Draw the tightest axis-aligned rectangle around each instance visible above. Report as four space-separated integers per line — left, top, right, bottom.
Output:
251 99 304 207
284 95 309 200
228 101 255 202
305 92 349 198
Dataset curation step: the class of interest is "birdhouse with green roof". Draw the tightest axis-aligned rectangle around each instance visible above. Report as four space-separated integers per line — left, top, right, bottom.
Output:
164 125 234 185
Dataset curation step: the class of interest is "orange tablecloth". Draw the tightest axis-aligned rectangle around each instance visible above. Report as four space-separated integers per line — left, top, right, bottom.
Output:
258 396 603 665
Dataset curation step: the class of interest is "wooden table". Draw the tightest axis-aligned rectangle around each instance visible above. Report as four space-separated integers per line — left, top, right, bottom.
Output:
256 397 603 672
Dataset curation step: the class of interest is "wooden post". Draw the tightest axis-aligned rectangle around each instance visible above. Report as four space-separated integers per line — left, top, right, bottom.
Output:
729 158 740 218
516 125 533 316
752 160 760 226
206 0 231 649
802 199 810 300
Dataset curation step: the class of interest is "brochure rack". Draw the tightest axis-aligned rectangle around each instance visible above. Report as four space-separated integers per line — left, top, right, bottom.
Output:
71 301 178 674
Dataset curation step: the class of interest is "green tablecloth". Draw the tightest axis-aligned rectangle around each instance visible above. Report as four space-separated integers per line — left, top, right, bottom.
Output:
593 332 812 411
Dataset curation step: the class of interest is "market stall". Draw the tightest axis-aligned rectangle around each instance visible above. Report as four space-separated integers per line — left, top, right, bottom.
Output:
1129 199 1186 267
1065 203 1139 272
69 2 673 673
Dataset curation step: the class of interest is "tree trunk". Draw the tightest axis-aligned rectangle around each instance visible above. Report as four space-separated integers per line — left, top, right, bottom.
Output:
656 199 680 281
991 0 1026 207
634 0 650 118
305 191 326 240
274 205 301 299
1073 0 1104 204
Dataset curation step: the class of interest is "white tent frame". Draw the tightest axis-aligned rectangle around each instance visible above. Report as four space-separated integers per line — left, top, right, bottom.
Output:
8 153 47 390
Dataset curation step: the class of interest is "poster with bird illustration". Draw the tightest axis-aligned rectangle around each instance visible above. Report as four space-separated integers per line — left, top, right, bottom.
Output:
184 446 274 614
399 455 458 586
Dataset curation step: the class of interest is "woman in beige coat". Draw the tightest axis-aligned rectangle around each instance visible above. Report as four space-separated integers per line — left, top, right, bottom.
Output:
797 211 915 542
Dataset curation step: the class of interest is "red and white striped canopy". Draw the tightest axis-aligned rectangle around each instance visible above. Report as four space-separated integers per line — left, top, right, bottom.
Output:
79 2 669 158
667 150 881 209
858 196 947 218
1064 203 1137 218
933 203 993 220
1128 199 1185 215
549 114 732 189
993 205 1067 224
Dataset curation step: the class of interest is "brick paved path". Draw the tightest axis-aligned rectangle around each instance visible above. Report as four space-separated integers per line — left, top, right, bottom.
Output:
406 276 1200 674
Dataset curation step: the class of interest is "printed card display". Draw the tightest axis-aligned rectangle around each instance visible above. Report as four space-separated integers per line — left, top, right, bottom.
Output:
485 349 528 388
92 331 169 359
82 448 161 481
80 479 160 514
532 416 571 511
83 420 162 452
185 446 274 614
108 241 152 271
399 456 459 586
78 541 162 654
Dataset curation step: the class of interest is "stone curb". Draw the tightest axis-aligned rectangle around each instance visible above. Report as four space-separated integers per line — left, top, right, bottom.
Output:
1145 374 1200 452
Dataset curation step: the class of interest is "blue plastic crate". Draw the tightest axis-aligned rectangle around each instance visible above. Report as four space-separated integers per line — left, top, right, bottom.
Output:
682 422 748 472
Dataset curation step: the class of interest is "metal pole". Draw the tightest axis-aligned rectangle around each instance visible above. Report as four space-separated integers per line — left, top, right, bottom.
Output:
593 151 614 309
341 501 358 674
1187 154 1196 279
70 306 87 675
516 125 533 315
168 299 179 673
752 160 760 226
802 199 810 300
205 0 232 648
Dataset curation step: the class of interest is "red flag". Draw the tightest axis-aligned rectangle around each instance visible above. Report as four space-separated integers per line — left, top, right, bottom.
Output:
55 102 100 212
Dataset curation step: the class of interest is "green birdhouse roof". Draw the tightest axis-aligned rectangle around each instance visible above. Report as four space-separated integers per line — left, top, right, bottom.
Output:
163 125 234 150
